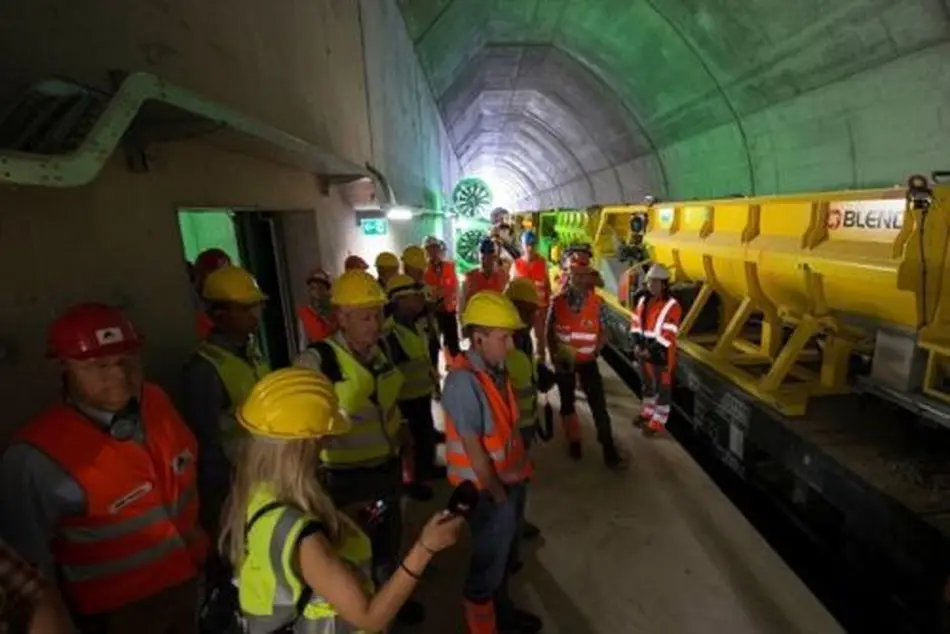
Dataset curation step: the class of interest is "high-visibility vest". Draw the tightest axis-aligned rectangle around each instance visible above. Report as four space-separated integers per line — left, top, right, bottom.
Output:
506 347 538 430
464 268 507 299
239 487 373 634
443 355 532 488
196 340 271 460
631 295 682 370
551 291 602 363
511 255 551 305
297 305 336 343
196 311 214 339
15 384 207 615
319 339 404 467
383 317 435 401
423 260 459 312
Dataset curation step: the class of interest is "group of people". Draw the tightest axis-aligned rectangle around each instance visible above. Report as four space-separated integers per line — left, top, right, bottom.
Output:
0 232 682 634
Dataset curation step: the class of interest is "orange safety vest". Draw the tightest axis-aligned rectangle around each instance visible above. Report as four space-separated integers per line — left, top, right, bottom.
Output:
196 311 214 340
631 295 682 371
511 255 550 305
297 305 336 343
551 291 602 363
464 268 507 297
15 383 207 615
444 356 532 489
423 260 459 312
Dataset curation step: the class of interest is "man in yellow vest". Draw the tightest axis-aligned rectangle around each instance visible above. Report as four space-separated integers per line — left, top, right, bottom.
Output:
382 275 444 497
403 244 443 375
294 269 425 626
504 279 556 575
181 265 271 538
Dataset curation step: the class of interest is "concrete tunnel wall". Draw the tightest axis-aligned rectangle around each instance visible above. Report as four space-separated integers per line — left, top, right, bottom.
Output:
0 0 460 437
399 0 950 208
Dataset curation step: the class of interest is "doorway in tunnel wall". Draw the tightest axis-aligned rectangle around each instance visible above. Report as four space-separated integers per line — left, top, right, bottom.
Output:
177 208 294 369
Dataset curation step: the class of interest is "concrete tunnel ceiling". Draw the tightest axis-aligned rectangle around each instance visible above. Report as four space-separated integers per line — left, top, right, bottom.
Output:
398 0 950 208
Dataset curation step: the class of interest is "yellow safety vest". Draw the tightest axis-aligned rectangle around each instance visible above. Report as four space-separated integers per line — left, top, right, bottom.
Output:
384 317 434 401
506 347 538 430
196 340 271 459
321 339 404 467
239 486 375 634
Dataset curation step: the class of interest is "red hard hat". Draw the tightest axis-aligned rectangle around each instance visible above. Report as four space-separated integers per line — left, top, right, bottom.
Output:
47 303 143 360
194 248 232 276
344 255 369 271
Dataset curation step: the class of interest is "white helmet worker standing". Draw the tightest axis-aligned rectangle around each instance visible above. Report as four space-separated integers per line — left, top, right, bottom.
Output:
645 263 670 282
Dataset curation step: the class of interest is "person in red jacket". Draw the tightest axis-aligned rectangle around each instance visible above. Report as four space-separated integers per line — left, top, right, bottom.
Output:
460 238 507 313
193 248 232 339
630 264 682 436
422 236 461 362
510 230 552 360
0 303 207 633
297 267 336 350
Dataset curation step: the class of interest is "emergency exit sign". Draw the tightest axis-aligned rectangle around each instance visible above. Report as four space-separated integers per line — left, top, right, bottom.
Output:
360 218 388 236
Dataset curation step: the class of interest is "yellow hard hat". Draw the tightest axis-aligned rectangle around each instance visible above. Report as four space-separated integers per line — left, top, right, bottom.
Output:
331 269 387 308
550 245 562 263
375 252 399 269
401 245 427 270
202 266 268 304
237 368 351 440
386 273 423 298
461 290 525 330
505 278 542 306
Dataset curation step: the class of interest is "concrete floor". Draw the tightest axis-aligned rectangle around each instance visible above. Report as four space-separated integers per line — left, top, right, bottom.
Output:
402 361 844 634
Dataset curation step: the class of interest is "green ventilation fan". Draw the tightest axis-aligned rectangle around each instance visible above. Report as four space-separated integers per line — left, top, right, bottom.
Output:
455 228 488 273
452 177 493 219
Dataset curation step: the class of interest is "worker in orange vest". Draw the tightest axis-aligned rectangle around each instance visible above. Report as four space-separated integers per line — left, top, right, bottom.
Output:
547 259 626 470
630 263 683 436
0 303 207 633
459 238 508 314
297 267 336 350
443 291 542 634
422 235 461 362
192 247 232 339
344 254 370 271
510 230 551 361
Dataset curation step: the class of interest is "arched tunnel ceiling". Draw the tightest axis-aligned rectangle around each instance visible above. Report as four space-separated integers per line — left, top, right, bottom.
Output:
398 0 950 207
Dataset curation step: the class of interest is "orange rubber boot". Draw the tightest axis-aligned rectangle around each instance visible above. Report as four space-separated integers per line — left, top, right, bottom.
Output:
464 599 498 634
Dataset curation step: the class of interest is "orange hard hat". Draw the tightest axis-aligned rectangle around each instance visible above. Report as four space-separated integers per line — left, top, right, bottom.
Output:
47 303 143 360
344 255 370 271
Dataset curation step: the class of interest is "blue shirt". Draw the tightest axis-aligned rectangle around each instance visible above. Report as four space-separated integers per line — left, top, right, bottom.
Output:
441 351 508 437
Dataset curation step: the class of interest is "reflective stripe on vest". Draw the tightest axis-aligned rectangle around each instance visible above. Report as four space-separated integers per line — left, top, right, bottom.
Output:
241 488 373 634
634 296 679 347
506 348 538 430
443 356 532 488
196 341 271 460
320 339 405 467
552 292 601 362
14 383 206 615
388 320 434 401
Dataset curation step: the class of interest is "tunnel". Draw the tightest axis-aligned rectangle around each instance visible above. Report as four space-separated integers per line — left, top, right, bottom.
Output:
0 1 948 633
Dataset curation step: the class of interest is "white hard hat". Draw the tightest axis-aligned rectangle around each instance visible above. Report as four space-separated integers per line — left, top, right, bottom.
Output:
423 235 443 248
645 263 671 281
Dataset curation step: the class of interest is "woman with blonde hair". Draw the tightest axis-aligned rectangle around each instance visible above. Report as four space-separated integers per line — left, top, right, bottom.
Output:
220 367 463 633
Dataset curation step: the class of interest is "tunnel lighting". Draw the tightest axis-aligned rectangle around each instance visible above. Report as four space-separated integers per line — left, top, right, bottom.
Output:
386 206 413 221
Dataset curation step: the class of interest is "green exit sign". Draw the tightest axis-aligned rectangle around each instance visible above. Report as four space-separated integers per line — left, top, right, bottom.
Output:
360 218 388 236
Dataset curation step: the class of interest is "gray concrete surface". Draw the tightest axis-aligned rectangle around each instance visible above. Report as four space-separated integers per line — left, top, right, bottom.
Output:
407 361 843 633
399 0 950 207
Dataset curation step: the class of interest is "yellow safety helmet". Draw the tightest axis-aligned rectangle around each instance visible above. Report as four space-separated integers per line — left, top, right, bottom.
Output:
550 244 562 263
505 278 542 306
461 290 525 330
331 269 387 308
401 245 427 270
375 251 400 269
237 368 351 440
202 266 268 304
386 273 423 299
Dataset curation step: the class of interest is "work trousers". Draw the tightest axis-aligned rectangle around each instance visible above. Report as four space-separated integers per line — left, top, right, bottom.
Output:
555 360 616 447
465 482 526 620
435 310 461 358
78 578 199 634
507 429 535 569
640 362 672 426
323 459 403 584
398 396 443 480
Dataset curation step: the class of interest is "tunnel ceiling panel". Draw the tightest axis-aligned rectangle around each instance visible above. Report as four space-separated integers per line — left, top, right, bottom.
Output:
399 0 950 204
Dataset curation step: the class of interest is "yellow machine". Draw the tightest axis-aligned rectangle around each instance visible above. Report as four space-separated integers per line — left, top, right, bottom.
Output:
577 176 950 417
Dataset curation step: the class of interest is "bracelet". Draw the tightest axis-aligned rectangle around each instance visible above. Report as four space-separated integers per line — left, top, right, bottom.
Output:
400 561 422 580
